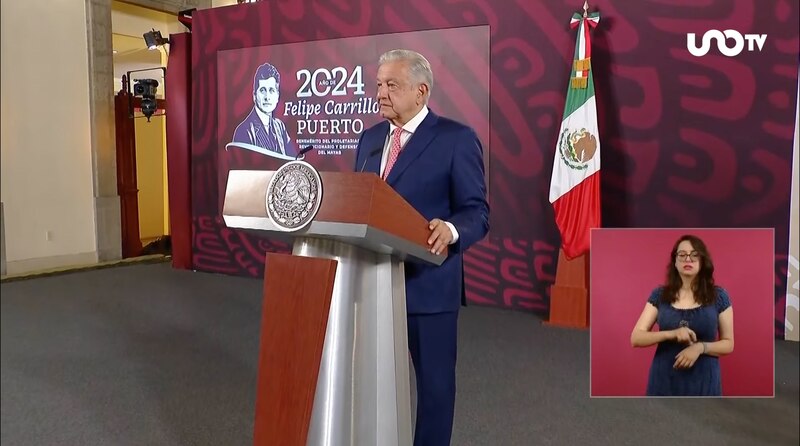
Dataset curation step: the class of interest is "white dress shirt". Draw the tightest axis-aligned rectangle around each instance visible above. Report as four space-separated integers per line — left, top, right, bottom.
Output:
379 106 460 244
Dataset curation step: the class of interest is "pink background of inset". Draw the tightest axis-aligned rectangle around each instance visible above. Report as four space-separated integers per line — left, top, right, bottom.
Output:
590 228 774 397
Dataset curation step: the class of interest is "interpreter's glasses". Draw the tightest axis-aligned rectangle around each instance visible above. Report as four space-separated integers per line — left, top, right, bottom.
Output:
676 251 700 262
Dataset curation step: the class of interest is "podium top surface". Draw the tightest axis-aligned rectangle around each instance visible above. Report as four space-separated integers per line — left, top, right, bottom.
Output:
222 170 446 266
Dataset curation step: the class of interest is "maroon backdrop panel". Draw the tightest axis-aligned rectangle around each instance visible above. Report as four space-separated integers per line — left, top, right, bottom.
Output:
190 0 799 334
166 32 193 270
590 228 775 397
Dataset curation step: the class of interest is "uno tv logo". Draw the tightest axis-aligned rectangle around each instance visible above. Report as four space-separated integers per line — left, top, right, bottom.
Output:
687 30 767 57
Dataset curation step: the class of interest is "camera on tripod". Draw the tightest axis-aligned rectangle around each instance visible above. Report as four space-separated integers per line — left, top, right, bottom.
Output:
133 79 159 121
133 78 158 97
126 68 166 121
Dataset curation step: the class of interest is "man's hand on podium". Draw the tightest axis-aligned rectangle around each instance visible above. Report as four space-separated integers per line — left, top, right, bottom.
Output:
427 218 454 256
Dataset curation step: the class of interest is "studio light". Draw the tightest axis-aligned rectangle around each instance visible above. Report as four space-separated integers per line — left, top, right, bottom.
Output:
143 29 169 50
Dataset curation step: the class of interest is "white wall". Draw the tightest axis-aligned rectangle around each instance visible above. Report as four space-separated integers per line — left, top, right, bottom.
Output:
212 0 239 7
1 1 98 273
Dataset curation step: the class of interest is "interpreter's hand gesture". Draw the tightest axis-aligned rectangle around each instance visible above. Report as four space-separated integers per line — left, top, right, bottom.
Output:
672 326 697 344
673 343 703 369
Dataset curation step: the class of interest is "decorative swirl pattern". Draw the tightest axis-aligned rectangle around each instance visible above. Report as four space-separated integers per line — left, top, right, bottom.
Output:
184 0 798 335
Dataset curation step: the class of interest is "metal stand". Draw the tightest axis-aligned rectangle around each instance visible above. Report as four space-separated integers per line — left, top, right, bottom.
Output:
293 237 412 446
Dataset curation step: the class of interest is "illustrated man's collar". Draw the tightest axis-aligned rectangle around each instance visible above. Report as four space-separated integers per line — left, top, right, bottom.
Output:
254 106 274 128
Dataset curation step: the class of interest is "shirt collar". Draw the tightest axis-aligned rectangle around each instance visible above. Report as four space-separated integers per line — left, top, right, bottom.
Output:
389 106 428 135
253 106 273 128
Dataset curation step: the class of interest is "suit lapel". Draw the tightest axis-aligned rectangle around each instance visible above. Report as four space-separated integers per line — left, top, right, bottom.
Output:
249 112 268 147
385 111 439 185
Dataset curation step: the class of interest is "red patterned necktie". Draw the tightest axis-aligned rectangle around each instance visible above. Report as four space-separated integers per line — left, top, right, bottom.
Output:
382 127 404 180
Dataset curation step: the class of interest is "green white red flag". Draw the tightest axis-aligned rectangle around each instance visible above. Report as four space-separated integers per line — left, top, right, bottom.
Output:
549 5 601 260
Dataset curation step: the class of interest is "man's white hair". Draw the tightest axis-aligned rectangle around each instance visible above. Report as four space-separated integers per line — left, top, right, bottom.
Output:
379 49 434 101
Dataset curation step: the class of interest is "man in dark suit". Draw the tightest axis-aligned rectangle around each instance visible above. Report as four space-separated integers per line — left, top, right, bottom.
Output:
231 62 297 158
354 49 490 446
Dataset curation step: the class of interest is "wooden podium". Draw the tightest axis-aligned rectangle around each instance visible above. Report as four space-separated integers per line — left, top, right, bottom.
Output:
222 170 445 446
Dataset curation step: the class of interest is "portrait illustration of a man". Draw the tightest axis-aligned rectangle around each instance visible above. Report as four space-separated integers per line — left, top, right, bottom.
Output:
229 62 297 159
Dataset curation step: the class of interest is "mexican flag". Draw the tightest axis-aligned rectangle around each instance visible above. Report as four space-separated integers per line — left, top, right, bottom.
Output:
549 6 601 260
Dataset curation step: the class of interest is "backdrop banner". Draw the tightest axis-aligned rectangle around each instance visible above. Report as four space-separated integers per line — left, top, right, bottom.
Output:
189 1 799 334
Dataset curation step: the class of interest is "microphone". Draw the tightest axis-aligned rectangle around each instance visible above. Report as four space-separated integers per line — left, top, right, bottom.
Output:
359 147 383 173
295 145 314 160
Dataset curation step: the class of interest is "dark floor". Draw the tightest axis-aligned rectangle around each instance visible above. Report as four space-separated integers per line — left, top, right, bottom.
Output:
1 263 798 445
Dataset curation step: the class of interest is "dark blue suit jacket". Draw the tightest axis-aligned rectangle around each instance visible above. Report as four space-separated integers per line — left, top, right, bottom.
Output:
354 110 490 314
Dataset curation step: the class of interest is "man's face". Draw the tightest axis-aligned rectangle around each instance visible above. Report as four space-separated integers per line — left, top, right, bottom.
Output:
376 61 424 125
254 77 279 114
